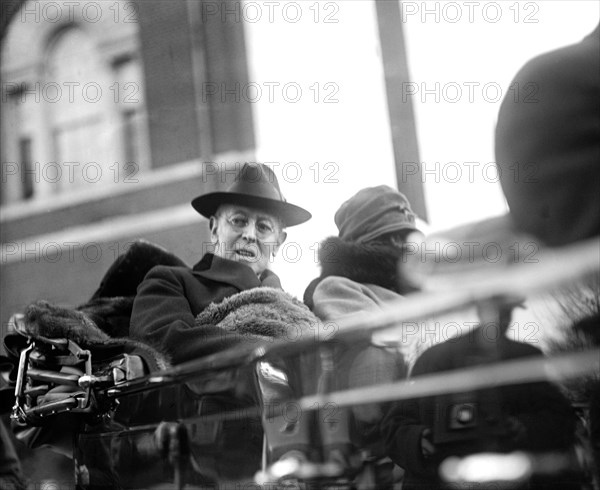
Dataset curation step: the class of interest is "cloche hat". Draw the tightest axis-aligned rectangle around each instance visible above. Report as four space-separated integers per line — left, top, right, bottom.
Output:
335 185 418 243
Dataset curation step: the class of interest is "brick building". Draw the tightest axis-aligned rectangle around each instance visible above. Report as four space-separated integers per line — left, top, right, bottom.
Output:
0 0 425 337
0 0 264 333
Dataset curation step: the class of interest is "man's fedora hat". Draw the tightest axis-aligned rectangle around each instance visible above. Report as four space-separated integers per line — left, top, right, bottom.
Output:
191 163 311 227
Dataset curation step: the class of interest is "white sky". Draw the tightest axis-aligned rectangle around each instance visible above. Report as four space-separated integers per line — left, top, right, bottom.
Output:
244 0 599 297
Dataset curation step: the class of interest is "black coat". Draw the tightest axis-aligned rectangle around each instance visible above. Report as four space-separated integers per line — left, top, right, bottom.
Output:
130 253 282 364
382 327 580 490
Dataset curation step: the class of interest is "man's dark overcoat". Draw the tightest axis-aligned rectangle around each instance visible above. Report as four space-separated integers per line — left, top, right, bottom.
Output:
130 253 282 364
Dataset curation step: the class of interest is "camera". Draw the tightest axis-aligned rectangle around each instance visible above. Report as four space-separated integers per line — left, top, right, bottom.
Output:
448 402 477 430
432 390 506 445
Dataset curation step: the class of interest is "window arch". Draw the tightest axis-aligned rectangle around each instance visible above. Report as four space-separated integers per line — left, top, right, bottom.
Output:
45 26 118 193
0 1 148 206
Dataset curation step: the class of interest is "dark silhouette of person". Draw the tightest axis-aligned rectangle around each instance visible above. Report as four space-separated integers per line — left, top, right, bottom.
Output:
495 24 600 247
383 299 582 490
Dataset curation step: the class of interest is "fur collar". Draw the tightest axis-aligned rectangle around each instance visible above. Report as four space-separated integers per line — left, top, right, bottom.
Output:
317 236 405 291
304 236 417 307
302 237 416 310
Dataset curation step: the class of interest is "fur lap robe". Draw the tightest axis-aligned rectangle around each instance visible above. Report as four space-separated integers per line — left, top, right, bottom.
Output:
16 300 170 371
1 300 169 453
194 287 322 396
5 240 187 374
196 287 319 343
1 241 183 413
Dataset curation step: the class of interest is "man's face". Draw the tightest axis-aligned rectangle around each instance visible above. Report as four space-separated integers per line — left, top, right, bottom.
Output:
210 204 287 276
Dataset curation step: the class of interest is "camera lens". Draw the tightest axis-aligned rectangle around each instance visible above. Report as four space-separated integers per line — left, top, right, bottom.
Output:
456 405 475 424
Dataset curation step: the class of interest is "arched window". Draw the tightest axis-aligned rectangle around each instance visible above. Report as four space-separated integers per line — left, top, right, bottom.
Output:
0 1 148 206
46 27 118 192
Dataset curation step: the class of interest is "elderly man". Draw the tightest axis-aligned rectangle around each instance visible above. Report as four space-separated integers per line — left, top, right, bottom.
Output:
130 163 311 364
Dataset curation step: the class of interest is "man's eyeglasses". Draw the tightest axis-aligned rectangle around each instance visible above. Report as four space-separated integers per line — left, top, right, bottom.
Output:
221 212 279 240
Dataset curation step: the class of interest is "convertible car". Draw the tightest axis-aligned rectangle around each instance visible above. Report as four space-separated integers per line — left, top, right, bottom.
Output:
2 233 599 490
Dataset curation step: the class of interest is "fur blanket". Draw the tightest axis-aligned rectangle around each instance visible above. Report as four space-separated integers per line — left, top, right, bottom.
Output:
17 287 321 375
21 300 170 371
193 287 322 395
1 241 186 388
195 287 321 344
